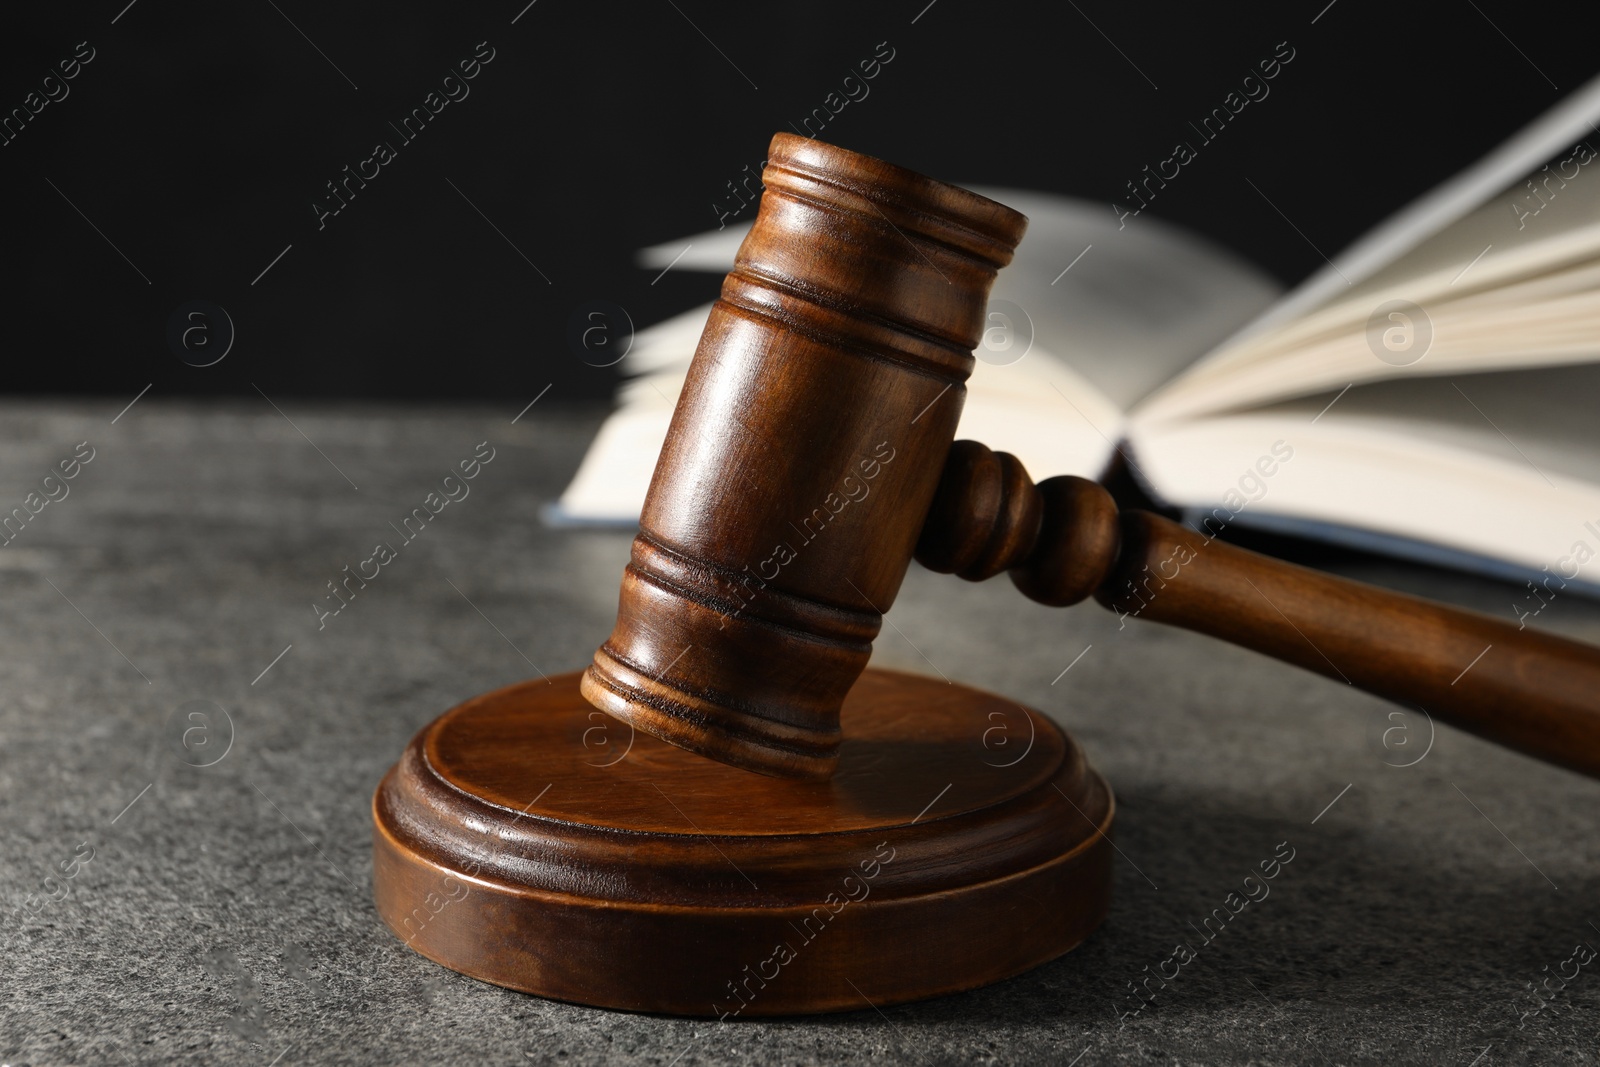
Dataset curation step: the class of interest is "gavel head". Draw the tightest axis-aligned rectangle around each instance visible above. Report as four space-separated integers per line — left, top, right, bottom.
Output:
580 133 1028 779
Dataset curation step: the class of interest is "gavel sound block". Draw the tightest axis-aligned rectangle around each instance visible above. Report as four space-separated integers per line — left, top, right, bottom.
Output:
373 134 1600 1016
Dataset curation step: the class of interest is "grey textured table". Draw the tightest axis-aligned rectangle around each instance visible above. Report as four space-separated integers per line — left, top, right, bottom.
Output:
3 401 1597 1066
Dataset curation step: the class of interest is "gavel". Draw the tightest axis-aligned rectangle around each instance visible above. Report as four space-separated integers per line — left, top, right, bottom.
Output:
374 132 1600 1015
583 131 1600 782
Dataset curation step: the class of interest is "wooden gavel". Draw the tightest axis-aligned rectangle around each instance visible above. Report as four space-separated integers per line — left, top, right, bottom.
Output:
582 132 1600 781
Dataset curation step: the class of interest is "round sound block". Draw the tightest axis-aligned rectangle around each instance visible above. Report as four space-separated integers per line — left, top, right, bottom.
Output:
372 667 1113 1016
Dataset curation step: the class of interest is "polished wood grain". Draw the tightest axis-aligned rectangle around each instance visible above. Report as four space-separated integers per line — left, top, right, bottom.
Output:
373 668 1112 1016
1100 509 1600 778
921 440 1600 779
585 133 1600 784
582 133 1029 780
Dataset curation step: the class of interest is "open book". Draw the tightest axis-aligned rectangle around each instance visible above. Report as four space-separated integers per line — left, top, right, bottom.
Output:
555 75 1600 598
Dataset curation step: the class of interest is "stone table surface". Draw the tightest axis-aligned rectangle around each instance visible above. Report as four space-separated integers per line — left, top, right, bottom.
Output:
1 400 1597 1067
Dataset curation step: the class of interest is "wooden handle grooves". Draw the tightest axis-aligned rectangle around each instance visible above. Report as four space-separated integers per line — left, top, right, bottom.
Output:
918 439 1600 778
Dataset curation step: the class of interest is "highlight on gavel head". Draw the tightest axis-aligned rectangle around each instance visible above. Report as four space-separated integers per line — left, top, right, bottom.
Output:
579 133 1029 780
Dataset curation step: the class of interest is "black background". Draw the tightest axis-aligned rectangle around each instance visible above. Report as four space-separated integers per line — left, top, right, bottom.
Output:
3 0 1595 405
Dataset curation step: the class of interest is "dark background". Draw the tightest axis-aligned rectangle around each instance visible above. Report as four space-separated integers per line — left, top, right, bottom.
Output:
3 0 1595 405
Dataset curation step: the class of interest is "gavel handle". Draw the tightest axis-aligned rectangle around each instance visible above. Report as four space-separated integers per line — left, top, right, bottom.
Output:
915 441 1600 779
